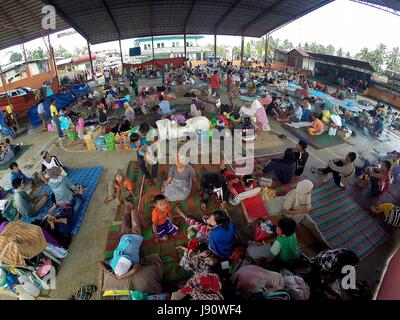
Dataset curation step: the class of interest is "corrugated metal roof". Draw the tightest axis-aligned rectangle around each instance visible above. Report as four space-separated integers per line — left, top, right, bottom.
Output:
35 0 339 44
308 52 375 72
0 0 399 50
0 0 69 50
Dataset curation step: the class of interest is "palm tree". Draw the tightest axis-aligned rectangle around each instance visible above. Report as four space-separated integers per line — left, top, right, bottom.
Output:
386 47 400 72
346 51 351 58
355 47 372 62
370 43 387 71
326 45 335 55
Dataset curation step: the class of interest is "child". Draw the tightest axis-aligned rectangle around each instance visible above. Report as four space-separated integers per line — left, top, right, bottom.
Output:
130 133 157 183
267 218 300 265
151 194 178 241
9 162 32 189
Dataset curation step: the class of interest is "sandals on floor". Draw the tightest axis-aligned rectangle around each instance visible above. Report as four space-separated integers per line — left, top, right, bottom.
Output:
69 285 97 300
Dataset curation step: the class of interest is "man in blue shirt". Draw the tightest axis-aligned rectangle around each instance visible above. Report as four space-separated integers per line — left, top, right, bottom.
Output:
9 162 32 190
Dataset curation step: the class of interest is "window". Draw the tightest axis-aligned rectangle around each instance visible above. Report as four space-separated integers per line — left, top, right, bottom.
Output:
157 43 161 48
186 42 189 47
161 43 165 48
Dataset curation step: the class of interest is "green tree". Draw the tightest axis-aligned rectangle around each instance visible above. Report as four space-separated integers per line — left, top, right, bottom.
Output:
336 48 344 57
355 47 372 62
232 46 241 59
217 46 227 59
9 52 22 63
27 47 47 60
370 43 387 71
54 45 72 58
303 42 310 52
386 47 400 72
326 45 335 55
255 37 266 60
346 51 351 58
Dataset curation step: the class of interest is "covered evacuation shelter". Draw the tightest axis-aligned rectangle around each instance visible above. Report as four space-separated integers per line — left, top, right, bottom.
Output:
1 0 400 300
1 0 400 75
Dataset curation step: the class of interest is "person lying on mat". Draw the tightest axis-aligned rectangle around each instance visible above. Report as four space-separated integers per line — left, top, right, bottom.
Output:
40 150 67 184
265 218 300 266
47 166 85 217
200 172 229 211
309 249 359 300
266 180 330 248
294 140 309 177
367 161 392 198
262 148 296 184
12 178 48 218
152 194 178 242
317 152 357 189
307 113 324 136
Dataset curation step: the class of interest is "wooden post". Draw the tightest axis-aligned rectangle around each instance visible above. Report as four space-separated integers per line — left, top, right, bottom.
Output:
87 40 95 79
48 35 60 89
264 34 269 66
21 43 31 78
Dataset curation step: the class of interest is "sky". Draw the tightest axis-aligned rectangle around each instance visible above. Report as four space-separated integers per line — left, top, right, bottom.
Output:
1 0 400 64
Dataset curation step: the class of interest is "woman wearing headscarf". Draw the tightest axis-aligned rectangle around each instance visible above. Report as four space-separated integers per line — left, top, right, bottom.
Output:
262 148 296 184
239 99 270 132
162 155 200 202
266 179 330 248
190 97 203 117
123 102 135 125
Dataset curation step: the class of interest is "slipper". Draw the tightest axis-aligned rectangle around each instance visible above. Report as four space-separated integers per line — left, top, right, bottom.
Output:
69 285 97 300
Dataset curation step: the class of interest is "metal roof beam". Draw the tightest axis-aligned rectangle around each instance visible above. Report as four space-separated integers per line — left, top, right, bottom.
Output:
214 0 244 32
240 0 283 34
102 0 121 38
184 0 196 33
42 0 89 40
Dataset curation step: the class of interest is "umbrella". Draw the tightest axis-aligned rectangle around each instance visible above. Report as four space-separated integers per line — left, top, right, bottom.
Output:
0 221 47 268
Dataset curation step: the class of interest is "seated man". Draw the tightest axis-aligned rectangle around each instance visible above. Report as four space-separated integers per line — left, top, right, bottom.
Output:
368 160 392 197
262 148 296 184
294 140 309 176
265 98 283 119
307 113 324 136
318 152 357 188
9 161 32 189
13 178 48 218
200 172 229 211
158 95 176 116
40 151 67 183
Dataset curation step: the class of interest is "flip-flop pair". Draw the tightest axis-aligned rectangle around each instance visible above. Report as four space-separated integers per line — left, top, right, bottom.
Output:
69 285 97 300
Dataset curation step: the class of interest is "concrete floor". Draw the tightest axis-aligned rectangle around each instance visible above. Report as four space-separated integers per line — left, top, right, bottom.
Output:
1 77 399 299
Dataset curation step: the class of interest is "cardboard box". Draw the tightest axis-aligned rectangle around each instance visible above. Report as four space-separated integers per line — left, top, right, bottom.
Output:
86 142 97 151
92 126 103 138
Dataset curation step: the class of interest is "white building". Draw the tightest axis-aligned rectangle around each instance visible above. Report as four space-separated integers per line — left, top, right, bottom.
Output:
133 35 211 62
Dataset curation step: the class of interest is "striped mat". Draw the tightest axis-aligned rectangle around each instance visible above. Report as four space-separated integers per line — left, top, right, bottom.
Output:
310 183 389 260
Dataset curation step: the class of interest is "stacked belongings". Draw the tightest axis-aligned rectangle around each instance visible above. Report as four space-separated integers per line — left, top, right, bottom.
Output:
0 222 68 299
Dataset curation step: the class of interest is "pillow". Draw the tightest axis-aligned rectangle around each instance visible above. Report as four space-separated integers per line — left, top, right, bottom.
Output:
100 253 163 294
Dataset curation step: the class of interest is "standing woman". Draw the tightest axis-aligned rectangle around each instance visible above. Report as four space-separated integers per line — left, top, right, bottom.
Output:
50 98 63 139
97 103 108 133
163 155 200 202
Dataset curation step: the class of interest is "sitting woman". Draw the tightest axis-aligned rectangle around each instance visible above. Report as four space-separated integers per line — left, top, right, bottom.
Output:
190 97 203 118
239 99 270 132
262 148 296 184
207 210 237 259
47 166 85 217
370 115 385 137
368 161 392 197
163 155 200 202
123 102 135 125
266 179 330 248
307 113 324 136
